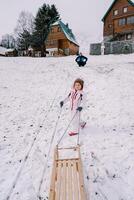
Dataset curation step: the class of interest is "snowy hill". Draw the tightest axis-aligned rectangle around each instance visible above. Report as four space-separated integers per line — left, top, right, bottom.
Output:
0 54 134 200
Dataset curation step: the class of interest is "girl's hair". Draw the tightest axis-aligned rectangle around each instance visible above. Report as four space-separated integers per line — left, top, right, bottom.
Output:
73 78 84 90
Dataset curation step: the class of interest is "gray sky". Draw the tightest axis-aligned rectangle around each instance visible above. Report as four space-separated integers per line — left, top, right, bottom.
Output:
0 0 113 42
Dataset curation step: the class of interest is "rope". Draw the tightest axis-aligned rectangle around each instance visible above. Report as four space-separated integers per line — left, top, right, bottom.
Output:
77 111 81 145
57 111 78 146
37 107 63 197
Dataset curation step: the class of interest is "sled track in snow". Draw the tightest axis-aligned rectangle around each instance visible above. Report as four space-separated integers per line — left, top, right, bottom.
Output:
6 69 72 200
6 85 61 200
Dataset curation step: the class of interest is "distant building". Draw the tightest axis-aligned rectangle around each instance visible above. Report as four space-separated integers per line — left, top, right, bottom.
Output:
0 47 18 57
45 20 79 56
90 0 134 55
5 49 18 57
102 0 134 42
0 46 7 56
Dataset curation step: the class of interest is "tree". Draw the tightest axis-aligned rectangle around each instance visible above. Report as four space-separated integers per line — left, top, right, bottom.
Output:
14 11 34 36
1 34 15 48
14 11 34 51
17 30 32 51
32 4 60 57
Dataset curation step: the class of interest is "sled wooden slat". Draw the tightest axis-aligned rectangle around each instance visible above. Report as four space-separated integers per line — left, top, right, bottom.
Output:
55 161 62 200
49 146 86 200
68 160 73 200
72 160 79 199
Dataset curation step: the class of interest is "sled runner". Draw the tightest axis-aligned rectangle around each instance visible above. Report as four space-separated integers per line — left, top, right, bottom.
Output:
49 145 86 200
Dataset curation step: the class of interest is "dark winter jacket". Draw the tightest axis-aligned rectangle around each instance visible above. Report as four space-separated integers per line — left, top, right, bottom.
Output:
75 55 88 63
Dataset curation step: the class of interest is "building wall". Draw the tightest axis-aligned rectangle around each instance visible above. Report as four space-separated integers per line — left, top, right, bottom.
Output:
46 25 79 56
90 43 102 55
90 40 134 55
103 0 134 40
68 41 79 55
46 25 66 49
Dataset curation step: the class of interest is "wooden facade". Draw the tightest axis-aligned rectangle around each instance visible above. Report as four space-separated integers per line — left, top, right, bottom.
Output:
45 21 79 56
102 0 134 41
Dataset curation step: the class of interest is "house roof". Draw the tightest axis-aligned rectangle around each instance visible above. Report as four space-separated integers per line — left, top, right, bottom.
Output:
102 0 134 22
6 48 15 52
51 20 79 46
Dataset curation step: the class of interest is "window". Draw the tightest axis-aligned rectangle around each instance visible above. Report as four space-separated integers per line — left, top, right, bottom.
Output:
126 33 132 40
58 27 61 32
49 40 58 46
123 7 128 13
119 18 126 26
51 28 54 33
46 40 57 45
127 16 134 24
113 9 118 16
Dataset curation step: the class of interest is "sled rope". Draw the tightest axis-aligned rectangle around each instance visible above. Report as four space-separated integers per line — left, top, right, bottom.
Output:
38 110 78 198
37 107 63 197
48 110 87 200
57 111 78 146
77 111 81 145
37 77 73 198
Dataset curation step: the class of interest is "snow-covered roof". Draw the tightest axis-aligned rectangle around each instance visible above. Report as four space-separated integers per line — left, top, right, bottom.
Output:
0 46 7 55
51 20 79 46
6 49 15 53
52 21 59 26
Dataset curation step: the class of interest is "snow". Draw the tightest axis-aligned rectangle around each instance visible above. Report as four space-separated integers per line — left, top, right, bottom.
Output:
0 46 7 55
6 49 15 53
0 54 134 200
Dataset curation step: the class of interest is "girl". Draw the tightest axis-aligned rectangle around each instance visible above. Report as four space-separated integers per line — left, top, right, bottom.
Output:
60 78 86 136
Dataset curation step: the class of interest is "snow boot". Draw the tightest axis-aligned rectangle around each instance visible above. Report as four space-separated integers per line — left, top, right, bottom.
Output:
69 132 78 136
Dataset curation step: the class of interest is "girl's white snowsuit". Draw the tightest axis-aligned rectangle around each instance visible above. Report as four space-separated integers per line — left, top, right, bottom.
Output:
63 89 85 133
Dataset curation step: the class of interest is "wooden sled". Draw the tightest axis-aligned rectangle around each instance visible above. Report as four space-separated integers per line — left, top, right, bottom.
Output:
49 145 86 200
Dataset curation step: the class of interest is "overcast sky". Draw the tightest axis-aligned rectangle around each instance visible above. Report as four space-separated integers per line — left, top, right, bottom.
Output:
0 0 113 42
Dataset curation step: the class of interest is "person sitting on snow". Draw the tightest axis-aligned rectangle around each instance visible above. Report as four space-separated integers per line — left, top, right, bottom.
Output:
75 53 88 67
60 78 86 136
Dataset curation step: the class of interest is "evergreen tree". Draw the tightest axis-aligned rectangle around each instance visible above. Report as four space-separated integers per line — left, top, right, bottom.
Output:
32 4 60 57
17 30 32 51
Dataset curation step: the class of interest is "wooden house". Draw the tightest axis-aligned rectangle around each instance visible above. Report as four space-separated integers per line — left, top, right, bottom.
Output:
102 0 134 41
45 20 79 56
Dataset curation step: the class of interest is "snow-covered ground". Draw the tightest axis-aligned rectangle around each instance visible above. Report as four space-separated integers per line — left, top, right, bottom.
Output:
0 54 134 200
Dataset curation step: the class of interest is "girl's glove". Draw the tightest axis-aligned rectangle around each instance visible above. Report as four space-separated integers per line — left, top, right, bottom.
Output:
77 107 83 112
60 101 64 107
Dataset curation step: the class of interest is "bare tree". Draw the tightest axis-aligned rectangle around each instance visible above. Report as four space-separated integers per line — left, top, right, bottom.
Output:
1 34 15 48
14 11 34 50
14 11 34 36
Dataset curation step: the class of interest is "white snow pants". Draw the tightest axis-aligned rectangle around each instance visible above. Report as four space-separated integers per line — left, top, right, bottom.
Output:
70 110 85 133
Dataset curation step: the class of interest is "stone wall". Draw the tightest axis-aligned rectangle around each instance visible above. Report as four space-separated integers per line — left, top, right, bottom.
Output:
90 40 134 55
90 43 101 55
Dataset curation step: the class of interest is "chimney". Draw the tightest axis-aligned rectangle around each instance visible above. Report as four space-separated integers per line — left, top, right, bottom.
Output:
66 23 69 28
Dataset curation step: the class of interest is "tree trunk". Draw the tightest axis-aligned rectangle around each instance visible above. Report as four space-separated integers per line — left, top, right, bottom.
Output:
41 44 46 57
